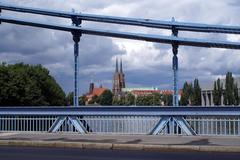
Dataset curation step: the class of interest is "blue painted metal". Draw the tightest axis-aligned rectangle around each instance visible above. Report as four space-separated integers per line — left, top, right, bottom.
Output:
48 116 87 133
48 116 66 132
0 8 1 24
1 16 240 49
73 38 79 107
0 106 240 116
173 116 196 135
150 116 196 135
68 116 87 133
1 3 240 34
71 14 82 108
150 116 171 135
171 17 179 107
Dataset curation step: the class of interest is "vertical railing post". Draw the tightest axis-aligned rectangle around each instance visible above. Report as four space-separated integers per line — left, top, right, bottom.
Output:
171 17 179 107
71 12 82 107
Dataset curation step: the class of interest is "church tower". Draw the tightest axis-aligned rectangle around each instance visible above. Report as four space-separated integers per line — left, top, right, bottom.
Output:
119 58 125 88
112 57 125 96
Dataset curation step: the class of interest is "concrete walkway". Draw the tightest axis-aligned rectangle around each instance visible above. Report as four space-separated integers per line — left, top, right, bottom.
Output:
0 132 240 152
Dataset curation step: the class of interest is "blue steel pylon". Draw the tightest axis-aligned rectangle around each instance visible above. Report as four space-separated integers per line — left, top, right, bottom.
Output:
171 17 179 107
71 12 82 107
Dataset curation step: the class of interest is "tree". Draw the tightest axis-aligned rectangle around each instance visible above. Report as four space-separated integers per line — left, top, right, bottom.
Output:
192 79 201 105
66 92 85 106
112 96 125 105
79 96 86 105
180 82 193 105
125 93 135 106
98 90 113 105
180 79 201 106
152 93 162 106
66 92 73 105
162 94 172 106
234 83 239 105
224 72 237 105
136 95 148 105
213 78 223 105
0 63 66 106
180 82 190 105
88 95 98 105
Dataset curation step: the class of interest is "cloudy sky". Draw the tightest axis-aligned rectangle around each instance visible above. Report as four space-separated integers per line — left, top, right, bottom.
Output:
0 0 240 94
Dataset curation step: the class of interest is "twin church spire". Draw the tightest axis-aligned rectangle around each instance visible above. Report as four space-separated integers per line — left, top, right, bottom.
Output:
115 57 123 73
113 57 125 96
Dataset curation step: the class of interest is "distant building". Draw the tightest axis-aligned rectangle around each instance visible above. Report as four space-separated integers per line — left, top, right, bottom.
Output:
112 58 125 96
85 82 108 105
123 87 181 99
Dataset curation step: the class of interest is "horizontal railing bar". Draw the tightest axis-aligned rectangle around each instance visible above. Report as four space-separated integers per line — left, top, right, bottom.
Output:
1 3 240 34
0 106 239 116
1 16 240 49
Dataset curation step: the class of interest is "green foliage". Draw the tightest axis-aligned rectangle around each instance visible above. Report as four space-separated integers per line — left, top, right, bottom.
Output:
180 79 201 106
79 95 86 105
224 72 239 105
125 93 135 106
66 92 73 105
0 63 66 106
112 93 136 106
136 95 152 105
88 95 98 105
213 78 223 105
180 82 193 105
234 83 239 105
112 96 122 105
135 93 164 106
162 94 172 106
151 93 162 105
192 79 201 105
98 90 113 105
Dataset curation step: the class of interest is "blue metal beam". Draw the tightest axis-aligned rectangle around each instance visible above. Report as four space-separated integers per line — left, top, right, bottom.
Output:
48 116 66 132
1 16 240 49
71 16 82 108
173 116 196 135
171 17 179 107
1 3 240 34
0 106 240 116
150 116 171 135
68 116 87 134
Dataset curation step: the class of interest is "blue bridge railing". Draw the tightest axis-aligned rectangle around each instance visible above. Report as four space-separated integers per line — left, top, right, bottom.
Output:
0 106 239 136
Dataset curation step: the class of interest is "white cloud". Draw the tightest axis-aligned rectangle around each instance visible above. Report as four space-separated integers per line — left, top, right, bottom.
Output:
1 0 240 93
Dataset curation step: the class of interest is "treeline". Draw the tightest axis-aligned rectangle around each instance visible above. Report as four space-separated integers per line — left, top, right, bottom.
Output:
213 72 239 105
112 93 172 106
1 63 239 106
66 90 113 106
180 72 240 106
0 62 172 106
82 92 172 106
0 63 66 106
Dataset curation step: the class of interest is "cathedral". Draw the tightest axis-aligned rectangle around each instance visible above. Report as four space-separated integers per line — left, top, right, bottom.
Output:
112 58 125 96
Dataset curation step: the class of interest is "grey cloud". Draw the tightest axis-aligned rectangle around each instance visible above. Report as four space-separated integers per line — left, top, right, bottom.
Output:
1 0 240 94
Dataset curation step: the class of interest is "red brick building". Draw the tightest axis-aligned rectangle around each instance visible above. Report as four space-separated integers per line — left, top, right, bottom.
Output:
85 83 108 105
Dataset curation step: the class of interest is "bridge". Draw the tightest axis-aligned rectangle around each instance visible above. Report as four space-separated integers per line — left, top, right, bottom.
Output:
0 3 240 137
